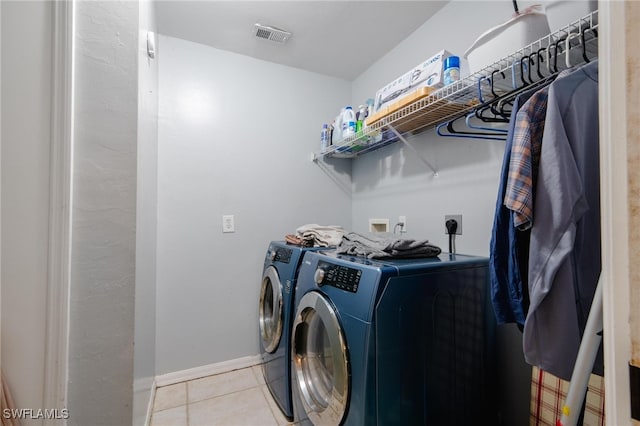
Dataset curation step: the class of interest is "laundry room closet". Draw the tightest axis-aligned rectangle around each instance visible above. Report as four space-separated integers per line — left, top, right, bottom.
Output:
1 1 637 425
146 0 612 424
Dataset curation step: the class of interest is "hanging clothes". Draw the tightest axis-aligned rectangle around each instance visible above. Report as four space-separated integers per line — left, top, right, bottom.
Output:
489 87 539 326
504 87 551 231
489 68 573 327
523 60 602 381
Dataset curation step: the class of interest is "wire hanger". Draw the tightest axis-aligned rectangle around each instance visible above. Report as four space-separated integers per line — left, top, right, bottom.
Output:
565 32 582 68
519 57 530 87
477 75 490 104
490 69 506 98
472 69 511 123
488 69 513 120
465 111 509 133
551 36 567 73
534 48 546 80
581 27 598 63
436 118 506 141
526 53 536 84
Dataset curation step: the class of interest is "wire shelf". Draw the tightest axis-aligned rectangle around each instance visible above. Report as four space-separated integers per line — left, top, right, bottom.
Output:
314 9 598 161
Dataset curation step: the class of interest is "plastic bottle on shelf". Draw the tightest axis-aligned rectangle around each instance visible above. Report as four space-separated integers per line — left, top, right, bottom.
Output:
341 106 356 138
443 56 460 86
320 124 329 152
366 98 374 112
333 109 344 145
356 105 368 133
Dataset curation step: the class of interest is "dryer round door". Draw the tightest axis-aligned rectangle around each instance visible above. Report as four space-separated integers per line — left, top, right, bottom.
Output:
292 291 349 426
259 266 284 353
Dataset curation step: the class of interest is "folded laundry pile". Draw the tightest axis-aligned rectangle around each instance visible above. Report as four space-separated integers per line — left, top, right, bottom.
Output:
284 233 313 247
336 232 441 259
285 224 345 248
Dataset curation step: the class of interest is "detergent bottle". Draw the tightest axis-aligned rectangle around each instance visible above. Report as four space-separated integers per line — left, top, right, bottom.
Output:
332 109 344 144
320 124 329 152
341 106 356 139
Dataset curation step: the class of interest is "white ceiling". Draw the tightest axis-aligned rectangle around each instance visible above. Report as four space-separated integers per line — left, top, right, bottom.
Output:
154 1 449 81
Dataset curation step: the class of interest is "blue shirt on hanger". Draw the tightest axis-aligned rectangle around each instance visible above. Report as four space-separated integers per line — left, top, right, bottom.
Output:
523 60 602 381
489 86 540 326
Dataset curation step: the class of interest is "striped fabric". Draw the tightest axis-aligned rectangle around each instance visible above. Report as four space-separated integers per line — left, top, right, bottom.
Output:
505 68 575 231
504 89 549 230
529 366 605 426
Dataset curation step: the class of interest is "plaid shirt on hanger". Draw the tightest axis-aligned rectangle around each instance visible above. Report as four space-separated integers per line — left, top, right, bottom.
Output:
504 87 549 230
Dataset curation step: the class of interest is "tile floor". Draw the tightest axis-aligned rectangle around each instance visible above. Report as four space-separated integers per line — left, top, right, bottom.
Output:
150 365 295 426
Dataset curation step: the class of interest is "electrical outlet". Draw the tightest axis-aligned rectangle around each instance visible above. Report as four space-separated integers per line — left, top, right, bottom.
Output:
444 214 462 235
222 215 235 233
398 215 407 232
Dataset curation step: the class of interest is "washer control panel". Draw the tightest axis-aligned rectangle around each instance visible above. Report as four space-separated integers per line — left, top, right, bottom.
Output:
315 261 362 293
270 247 292 263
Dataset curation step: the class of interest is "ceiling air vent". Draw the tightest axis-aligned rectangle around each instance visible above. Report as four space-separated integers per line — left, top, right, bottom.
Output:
254 23 292 44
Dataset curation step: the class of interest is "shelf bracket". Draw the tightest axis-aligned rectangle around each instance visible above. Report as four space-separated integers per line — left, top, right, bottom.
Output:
310 152 352 196
386 124 438 176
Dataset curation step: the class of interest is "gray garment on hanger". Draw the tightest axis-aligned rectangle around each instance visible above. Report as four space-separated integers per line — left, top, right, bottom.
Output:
523 60 601 381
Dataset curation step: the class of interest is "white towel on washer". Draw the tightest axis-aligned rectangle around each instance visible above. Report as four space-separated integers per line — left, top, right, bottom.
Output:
295 224 345 247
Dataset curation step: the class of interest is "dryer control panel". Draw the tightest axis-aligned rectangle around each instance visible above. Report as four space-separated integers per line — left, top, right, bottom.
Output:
315 261 362 293
270 247 292 263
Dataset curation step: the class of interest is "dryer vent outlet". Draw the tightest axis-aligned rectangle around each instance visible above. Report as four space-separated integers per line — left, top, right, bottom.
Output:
254 24 292 44
369 218 390 233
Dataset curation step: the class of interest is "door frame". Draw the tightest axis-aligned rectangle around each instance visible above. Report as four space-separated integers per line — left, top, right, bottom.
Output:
0 0 3 375
43 0 74 415
599 1 631 424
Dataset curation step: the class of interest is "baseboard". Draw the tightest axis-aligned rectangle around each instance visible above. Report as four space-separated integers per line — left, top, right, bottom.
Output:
155 355 262 388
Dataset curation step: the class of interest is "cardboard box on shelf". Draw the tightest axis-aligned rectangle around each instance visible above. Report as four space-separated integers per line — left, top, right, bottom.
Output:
372 49 454 115
365 86 433 127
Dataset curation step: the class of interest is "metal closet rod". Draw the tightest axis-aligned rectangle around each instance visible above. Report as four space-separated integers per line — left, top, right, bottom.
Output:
435 11 598 140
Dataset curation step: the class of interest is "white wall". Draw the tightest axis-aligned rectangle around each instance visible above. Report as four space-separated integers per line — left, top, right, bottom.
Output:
134 1 159 424
156 35 352 374
350 1 545 256
67 2 139 425
1 2 52 423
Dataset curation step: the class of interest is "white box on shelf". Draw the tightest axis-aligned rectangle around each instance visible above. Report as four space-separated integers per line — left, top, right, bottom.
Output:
372 49 454 115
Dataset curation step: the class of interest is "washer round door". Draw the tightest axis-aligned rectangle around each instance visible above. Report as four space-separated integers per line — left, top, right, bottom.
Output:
292 291 349 426
259 266 284 353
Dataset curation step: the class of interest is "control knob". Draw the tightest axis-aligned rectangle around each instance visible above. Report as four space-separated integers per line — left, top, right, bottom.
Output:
314 267 326 286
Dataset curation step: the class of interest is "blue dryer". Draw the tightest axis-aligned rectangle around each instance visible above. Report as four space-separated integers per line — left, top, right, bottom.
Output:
291 251 498 425
258 241 332 420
